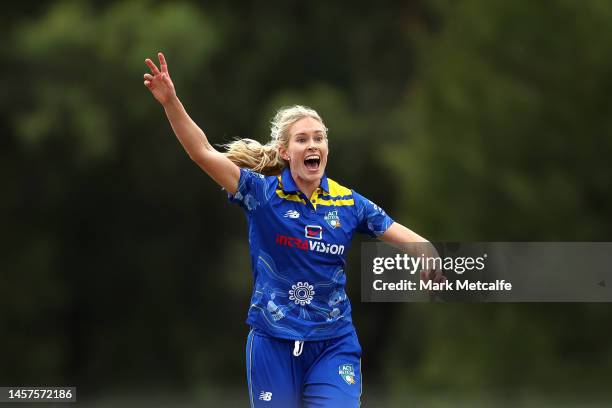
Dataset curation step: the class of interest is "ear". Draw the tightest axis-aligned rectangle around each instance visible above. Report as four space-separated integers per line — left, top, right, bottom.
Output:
279 146 289 161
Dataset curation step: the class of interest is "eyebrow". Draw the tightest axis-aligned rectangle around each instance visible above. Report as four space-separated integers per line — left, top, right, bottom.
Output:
294 131 325 136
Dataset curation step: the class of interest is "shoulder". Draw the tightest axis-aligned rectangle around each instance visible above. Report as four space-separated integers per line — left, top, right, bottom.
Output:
239 168 279 187
325 177 354 198
323 177 360 215
327 178 385 219
326 177 370 207
232 168 279 209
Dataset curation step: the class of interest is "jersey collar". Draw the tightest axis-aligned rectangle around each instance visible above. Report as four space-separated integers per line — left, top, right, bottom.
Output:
281 166 329 194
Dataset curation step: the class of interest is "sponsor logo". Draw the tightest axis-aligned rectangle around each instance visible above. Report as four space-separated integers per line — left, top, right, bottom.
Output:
283 210 300 219
275 234 345 255
289 282 315 306
259 391 272 401
324 210 341 229
305 225 323 240
339 363 356 385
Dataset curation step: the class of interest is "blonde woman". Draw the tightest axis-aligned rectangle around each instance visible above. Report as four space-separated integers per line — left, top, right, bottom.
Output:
144 52 442 408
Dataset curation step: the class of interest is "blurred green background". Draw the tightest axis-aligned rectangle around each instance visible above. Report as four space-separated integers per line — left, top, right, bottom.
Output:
2 0 612 406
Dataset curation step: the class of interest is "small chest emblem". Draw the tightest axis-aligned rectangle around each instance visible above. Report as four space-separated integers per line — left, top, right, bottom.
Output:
305 225 323 240
324 210 341 229
339 363 356 385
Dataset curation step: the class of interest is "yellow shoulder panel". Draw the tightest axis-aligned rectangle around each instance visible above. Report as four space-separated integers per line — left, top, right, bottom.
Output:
326 178 353 198
316 178 354 207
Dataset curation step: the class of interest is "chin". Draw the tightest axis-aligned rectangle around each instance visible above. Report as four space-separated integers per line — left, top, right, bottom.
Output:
298 170 321 182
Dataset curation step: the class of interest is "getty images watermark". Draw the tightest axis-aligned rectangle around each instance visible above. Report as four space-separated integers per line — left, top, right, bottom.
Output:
371 252 513 292
361 243 612 302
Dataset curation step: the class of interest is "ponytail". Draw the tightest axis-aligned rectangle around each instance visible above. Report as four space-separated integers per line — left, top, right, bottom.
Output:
223 138 286 176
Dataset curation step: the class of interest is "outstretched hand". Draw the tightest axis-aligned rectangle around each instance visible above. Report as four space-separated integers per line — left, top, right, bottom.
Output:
144 52 176 105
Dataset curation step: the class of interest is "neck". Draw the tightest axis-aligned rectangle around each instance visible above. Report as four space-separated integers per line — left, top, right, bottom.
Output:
295 178 319 199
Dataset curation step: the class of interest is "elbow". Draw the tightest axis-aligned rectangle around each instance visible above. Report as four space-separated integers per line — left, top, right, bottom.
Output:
188 150 204 164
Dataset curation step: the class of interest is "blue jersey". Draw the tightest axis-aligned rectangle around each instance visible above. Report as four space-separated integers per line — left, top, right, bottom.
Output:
229 167 394 341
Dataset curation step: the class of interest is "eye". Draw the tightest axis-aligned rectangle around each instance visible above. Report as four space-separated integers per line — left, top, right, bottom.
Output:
296 138 305 143
314 136 324 142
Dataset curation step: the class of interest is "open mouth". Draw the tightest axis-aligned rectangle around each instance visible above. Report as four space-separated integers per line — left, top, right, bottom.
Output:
304 154 321 171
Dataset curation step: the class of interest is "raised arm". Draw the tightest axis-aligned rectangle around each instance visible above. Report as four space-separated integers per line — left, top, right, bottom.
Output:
144 52 240 194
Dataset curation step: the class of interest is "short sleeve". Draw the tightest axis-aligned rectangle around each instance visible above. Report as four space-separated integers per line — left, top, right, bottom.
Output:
353 190 394 238
227 168 269 212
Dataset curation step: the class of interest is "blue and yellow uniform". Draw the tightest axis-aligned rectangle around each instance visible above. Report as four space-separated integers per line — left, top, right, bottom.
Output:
229 166 393 407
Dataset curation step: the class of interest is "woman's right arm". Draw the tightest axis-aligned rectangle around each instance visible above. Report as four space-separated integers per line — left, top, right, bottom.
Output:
144 52 240 194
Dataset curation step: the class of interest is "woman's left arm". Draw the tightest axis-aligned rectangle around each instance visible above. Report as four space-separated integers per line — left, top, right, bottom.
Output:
379 222 446 284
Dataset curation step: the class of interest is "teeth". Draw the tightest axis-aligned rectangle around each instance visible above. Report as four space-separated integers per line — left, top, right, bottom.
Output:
305 155 320 160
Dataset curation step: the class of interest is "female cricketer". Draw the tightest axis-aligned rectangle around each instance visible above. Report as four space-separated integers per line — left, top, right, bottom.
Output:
144 52 442 407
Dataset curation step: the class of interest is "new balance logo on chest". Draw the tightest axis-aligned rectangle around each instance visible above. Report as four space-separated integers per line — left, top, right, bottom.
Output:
283 210 300 219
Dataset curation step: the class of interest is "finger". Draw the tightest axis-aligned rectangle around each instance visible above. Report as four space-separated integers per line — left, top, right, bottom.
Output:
144 80 152 88
158 52 169 73
144 73 154 81
145 58 160 75
161 73 173 87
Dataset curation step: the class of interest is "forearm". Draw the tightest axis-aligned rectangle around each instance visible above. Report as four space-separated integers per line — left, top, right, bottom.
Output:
162 96 214 160
380 222 439 258
380 222 444 284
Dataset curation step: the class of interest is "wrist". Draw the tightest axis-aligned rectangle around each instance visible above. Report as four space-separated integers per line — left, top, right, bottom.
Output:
162 94 180 110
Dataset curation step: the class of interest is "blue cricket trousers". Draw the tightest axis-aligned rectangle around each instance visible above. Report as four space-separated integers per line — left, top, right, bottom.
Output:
245 328 362 407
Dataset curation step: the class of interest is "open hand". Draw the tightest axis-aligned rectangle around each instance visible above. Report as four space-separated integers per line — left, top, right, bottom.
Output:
420 268 446 285
144 52 176 105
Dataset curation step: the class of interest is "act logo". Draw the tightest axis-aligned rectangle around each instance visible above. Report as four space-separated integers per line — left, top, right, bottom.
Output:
305 225 323 240
339 363 356 385
324 210 341 229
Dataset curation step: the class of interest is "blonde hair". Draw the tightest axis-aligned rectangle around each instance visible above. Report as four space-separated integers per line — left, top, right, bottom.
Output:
223 105 327 176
